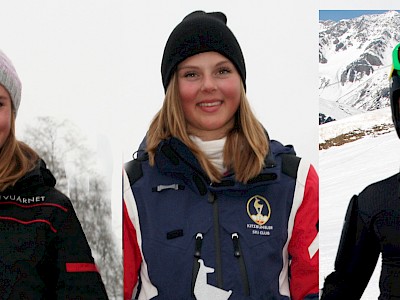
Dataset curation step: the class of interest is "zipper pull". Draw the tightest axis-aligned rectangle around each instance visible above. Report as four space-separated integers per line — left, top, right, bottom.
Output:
232 233 240 257
194 233 203 258
208 192 216 203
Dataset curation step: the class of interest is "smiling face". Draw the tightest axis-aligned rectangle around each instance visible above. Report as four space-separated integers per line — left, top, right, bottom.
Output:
177 51 241 141
0 84 12 150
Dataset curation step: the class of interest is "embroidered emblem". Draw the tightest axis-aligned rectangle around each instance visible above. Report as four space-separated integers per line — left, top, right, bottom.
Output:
246 195 271 225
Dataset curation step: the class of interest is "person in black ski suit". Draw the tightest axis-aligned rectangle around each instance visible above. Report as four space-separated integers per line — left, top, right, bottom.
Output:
0 49 109 299
321 44 400 299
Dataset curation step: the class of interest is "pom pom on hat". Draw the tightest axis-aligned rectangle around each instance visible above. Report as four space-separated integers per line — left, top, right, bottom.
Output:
0 50 21 115
161 10 246 92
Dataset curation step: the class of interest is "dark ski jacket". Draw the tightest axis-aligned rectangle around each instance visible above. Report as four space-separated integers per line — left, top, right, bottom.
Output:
321 173 400 300
123 137 319 300
0 160 108 299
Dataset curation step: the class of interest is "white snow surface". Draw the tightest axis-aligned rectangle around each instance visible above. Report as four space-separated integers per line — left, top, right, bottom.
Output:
319 98 364 121
319 113 400 298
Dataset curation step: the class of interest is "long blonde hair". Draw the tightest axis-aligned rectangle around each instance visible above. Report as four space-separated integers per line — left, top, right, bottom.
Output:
0 111 39 192
146 73 268 183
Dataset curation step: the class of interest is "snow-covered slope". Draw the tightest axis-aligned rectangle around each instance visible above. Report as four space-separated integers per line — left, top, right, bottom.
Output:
320 107 393 143
319 108 400 299
319 11 400 122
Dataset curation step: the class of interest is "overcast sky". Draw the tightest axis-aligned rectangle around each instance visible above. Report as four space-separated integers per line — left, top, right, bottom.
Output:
120 2 320 166
2 0 321 165
2 1 320 231
3 0 399 240
4 0 399 170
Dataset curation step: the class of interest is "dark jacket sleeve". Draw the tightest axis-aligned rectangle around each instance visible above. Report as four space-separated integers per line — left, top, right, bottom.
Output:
321 195 380 300
53 199 109 299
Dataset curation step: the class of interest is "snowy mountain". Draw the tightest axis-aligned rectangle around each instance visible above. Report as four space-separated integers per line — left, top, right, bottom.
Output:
319 107 400 299
319 11 400 123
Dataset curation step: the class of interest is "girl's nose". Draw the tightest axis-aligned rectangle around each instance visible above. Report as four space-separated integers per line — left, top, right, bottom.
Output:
201 74 217 92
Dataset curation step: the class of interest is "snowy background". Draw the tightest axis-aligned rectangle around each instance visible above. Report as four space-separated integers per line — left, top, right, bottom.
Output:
2 1 319 298
319 10 400 122
2 0 319 258
2 0 125 262
319 7 400 299
319 109 400 299
119 2 319 166
3 0 400 298
2 4 320 204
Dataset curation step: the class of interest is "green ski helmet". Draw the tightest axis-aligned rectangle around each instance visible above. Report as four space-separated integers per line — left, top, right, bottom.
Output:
390 43 400 138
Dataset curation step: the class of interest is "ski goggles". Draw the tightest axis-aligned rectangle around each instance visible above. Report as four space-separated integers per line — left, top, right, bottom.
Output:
389 43 400 79
390 44 400 137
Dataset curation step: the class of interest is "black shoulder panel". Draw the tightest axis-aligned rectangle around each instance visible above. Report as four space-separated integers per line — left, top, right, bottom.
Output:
281 154 301 179
125 159 143 185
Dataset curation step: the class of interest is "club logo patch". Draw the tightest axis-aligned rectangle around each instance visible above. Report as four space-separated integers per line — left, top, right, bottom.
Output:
246 195 271 225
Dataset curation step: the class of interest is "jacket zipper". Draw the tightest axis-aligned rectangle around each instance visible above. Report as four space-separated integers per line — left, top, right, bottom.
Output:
191 232 204 296
209 192 223 288
231 233 250 296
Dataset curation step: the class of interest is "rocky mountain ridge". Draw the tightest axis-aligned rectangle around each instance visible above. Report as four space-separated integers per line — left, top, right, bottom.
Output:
319 11 400 123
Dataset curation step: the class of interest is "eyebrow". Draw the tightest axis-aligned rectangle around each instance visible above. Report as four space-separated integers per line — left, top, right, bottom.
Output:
178 60 232 70
215 60 232 66
0 96 11 104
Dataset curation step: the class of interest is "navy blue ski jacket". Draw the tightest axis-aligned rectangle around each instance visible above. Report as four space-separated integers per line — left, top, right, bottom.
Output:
124 137 319 300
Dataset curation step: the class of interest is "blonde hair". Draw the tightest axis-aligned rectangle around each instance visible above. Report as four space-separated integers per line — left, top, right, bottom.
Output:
0 111 39 192
146 73 268 183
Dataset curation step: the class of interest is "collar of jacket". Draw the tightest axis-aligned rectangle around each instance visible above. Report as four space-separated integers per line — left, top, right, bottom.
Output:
5 159 56 193
154 137 294 195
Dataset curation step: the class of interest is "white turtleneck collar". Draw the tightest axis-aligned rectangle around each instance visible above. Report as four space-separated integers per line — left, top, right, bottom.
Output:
190 135 227 174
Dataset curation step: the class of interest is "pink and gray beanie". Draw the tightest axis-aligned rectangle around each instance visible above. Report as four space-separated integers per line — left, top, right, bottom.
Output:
0 50 21 115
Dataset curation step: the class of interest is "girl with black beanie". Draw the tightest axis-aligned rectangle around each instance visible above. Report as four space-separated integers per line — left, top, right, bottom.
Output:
124 11 319 300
